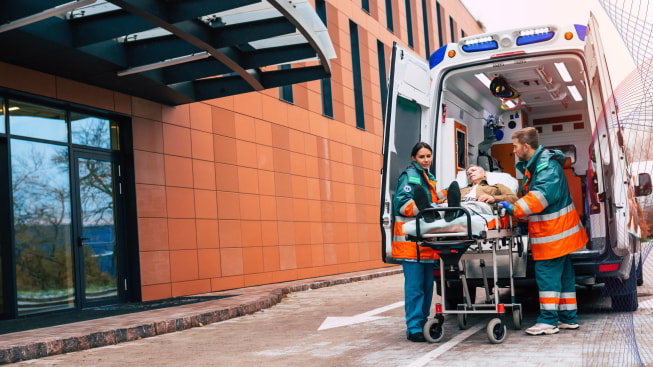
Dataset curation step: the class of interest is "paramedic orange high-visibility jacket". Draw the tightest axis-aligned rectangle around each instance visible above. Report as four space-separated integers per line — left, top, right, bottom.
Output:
391 162 444 262
514 146 588 260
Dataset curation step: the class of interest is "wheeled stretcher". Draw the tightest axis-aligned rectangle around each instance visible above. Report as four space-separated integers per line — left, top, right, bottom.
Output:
404 203 524 344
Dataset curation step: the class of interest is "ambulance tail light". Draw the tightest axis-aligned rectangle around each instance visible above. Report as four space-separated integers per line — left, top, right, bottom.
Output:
599 263 620 272
516 27 555 46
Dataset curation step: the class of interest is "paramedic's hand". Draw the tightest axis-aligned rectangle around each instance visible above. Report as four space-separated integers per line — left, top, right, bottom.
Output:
478 194 495 203
498 201 513 215
431 203 439 207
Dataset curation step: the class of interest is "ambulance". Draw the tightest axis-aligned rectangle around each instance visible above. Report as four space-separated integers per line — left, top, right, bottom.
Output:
380 14 651 311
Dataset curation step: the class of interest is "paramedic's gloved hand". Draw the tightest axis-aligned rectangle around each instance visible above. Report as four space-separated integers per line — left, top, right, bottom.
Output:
431 203 439 207
498 201 513 215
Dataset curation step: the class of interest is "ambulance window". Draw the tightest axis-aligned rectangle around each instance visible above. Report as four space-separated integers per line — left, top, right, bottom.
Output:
456 129 466 169
390 97 422 191
588 73 611 166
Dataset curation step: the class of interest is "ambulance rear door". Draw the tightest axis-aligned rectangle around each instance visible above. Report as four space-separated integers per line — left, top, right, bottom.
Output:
380 43 433 263
584 12 630 256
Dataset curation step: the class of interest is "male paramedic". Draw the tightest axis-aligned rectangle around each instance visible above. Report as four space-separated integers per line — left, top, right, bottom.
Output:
500 127 587 336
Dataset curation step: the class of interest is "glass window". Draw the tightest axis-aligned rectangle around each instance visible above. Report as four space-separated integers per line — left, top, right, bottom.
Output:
11 139 75 315
71 112 112 149
0 98 5 134
449 16 456 43
349 20 365 129
421 0 430 57
385 0 394 31
405 0 414 48
280 64 294 103
390 97 422 193
316 0 333 118
362 0 369 12
436 2 444 47
9 100 67 143
377 40 388 120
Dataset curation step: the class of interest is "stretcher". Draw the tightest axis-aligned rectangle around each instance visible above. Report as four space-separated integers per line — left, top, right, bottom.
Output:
405 203 524 344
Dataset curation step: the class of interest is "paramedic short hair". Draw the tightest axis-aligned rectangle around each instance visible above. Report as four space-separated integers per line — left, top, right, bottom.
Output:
512 127 539 149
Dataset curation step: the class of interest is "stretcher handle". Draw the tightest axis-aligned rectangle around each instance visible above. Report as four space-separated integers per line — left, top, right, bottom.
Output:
414 206 474 242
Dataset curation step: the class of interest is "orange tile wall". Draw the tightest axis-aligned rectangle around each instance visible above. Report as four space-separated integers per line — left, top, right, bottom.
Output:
0 0 483 302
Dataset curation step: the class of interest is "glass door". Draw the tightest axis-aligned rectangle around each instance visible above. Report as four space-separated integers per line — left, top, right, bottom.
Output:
72 151 123 307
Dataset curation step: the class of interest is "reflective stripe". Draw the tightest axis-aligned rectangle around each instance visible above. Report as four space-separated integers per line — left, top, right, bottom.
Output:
400 200 418 216
540 303 559 310
558 304 578 310
531 224 582 244
558 298 577 305
515 198 533 216
530 203 575 223
532 191 549 210
539 297 560 304
539 291 561 298
560 292 576 299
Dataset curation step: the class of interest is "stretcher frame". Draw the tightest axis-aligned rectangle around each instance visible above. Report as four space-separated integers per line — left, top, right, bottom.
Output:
411 205 524 344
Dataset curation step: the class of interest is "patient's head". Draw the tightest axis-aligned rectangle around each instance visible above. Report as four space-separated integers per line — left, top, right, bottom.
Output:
467 165 486 186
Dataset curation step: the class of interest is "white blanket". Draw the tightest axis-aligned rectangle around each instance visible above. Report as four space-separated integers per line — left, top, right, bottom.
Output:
403 201 495 237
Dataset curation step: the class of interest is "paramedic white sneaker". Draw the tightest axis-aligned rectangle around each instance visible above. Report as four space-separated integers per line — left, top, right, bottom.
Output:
557 322 580 330
525 323 559 335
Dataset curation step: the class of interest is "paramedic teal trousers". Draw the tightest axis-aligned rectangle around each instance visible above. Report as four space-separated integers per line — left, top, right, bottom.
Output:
535 254 577 325
403 261 434 335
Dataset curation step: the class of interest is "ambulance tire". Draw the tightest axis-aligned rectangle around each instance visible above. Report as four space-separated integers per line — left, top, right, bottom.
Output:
424 318 445 343
610 258 639 312
487 318 506 344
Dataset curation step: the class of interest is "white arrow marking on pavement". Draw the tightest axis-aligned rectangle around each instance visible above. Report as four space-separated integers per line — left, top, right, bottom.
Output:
405 323 484 367
318 301 404 331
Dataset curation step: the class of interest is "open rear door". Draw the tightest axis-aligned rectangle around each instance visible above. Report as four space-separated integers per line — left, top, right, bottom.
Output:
380 43 433 263
585 13 630 256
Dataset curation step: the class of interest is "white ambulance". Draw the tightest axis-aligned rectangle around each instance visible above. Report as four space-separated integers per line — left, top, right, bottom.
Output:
380 14 651 311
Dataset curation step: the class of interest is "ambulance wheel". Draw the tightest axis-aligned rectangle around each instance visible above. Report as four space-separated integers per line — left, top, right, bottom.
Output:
424 318 445 343
457 305 468 330
512 306 522 330
487 318 506 344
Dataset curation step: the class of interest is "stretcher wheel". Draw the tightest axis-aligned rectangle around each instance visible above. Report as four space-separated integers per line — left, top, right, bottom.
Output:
512 306 522 330
423 317 445 343
487 318 506 344
457 305 468 330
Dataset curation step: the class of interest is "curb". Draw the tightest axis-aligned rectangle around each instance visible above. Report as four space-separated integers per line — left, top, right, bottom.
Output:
0 267 403 364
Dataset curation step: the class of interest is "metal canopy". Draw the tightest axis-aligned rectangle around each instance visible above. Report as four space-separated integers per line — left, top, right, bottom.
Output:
0 0 336 105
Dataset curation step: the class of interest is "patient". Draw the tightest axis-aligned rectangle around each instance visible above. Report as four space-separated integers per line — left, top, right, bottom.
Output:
457 165 518 204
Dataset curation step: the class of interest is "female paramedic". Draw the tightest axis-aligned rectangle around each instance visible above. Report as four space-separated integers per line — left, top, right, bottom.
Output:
392 142 444 342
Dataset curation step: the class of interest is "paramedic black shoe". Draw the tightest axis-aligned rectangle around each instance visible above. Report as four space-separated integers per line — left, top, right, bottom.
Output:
525 323 560 335
413 186 437 223
407 332 426 342
444 181 463 222
558 322 580 330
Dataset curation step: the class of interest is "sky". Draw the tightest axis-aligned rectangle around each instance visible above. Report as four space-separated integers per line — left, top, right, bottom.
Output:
460 0 650 87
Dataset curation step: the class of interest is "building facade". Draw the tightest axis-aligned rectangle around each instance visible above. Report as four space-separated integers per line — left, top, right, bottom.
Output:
0 0 482 319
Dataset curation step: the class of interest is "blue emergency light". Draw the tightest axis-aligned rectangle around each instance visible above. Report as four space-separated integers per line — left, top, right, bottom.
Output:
516 31 555 46
462 40 498 53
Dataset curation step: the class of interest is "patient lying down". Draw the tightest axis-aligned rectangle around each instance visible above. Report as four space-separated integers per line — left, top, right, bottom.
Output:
412 165 518 223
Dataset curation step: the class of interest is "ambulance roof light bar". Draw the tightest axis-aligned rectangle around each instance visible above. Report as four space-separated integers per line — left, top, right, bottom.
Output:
461 36 498 53
516 27 555 46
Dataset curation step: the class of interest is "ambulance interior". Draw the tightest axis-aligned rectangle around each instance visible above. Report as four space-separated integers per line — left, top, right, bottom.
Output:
438 54 592 230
